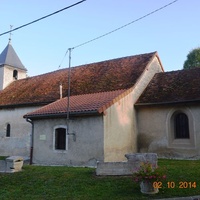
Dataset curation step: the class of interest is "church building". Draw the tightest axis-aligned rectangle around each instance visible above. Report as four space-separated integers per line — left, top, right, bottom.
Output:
0 41 200 166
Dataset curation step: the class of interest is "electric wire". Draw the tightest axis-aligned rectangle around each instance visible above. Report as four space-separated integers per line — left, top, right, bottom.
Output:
59 0 178 68
58 49 69 69
64 0 178 136
0 0 86 37
72 0 178 49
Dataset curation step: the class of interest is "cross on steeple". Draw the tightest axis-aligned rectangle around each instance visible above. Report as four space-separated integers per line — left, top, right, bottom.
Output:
9 25 13 43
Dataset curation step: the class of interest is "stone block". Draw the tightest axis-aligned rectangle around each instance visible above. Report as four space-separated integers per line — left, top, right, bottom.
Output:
125 153 157 169
6 156 24 172
96 161 130 176
0 160 6 172
96 153 158 176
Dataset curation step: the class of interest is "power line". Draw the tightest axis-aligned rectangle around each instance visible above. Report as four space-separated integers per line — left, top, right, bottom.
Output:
0 0 86 37
64 0 178 132
58 0 178 68
72 0 178 50
58 49 69 69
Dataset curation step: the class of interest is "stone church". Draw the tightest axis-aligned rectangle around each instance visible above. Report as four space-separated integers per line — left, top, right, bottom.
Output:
0 41 200 166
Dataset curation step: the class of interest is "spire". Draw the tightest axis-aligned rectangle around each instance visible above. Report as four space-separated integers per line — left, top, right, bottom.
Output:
0 43 27 71
8 25 13 44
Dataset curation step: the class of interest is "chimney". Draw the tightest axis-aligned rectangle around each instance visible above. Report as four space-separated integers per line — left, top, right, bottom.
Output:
59 83 63 99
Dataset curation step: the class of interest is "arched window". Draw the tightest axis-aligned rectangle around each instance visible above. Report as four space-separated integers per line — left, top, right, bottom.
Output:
55 127 66 150
13 70 18 80
167 108 195 148
174 112 189 139
6 123 11 137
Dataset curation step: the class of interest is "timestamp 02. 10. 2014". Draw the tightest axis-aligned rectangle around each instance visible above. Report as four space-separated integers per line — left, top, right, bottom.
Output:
153 181 197 189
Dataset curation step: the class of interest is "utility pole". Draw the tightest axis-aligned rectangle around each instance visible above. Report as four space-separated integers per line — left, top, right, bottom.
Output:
66 48 76 141
66 48 72 136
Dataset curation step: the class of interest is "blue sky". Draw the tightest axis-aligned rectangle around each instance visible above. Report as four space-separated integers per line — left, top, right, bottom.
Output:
0 0 199 76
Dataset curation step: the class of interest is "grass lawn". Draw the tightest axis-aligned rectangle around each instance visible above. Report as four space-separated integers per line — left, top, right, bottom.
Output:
0 159 199 200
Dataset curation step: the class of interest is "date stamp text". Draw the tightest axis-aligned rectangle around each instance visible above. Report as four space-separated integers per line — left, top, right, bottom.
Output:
153 181 197 189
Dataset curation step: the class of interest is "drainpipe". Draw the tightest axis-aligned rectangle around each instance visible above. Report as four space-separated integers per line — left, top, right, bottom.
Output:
26 118 34 165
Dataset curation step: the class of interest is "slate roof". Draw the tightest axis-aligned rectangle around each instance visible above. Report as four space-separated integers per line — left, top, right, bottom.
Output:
136 67 200 106
0 43 27 70
0 52 158 108
24 89 127 119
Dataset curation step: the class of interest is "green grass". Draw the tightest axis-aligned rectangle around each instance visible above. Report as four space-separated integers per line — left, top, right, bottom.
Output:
0 159 199 200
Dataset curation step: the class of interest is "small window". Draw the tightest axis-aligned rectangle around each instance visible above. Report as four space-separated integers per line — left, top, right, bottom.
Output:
13 70 18 80
174 113 189 139
6 123 11 137
55 128 66 150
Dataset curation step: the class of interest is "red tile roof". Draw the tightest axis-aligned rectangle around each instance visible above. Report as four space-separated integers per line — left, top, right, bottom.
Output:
136 68 200 105
0 52 157 107
24 89 127 118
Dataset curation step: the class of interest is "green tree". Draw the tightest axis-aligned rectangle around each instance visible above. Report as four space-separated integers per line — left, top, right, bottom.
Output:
183 48 200 69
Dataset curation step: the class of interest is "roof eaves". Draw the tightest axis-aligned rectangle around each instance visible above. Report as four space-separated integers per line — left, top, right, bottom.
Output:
24 110 100 120
135 99 200 107
0 101 53 109
5 64 27 71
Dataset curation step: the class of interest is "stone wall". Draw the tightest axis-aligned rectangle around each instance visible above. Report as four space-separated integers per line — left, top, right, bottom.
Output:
32 116 104 166
137 105 200 159
103 56 163 162
0 106 40 157
2 65 27 90
96 153 157 175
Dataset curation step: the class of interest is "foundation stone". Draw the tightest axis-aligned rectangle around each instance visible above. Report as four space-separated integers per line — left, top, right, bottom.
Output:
96 153 157 176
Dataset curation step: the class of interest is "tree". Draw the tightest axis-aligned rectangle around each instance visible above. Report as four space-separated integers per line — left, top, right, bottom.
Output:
183 48 200 69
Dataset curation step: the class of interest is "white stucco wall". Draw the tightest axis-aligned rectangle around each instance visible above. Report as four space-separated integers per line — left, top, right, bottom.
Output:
32 115 104 166
103 56 163 162
0 106 40 156
1 65 27 90
137 105 200 159
0 67 4 90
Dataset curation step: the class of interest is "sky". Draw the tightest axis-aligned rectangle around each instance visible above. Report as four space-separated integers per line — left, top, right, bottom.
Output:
0 0 199 76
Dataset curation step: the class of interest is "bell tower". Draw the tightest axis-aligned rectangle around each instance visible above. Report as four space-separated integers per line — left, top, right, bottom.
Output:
0 40 27 90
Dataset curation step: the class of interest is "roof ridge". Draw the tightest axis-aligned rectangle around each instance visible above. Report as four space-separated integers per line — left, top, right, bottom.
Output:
73 51 157 67
151 67 200 78
166 67 200 74
136 66 200 105
27 51 157 78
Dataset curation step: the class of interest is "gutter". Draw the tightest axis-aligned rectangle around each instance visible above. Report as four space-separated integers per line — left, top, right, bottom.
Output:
24 110 101 120
26 118 34 165
0 101 54 109
135 99 200 107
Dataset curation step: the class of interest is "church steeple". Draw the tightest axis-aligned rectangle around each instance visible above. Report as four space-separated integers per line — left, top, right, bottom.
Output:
0 43 26 70
0 42 27 90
